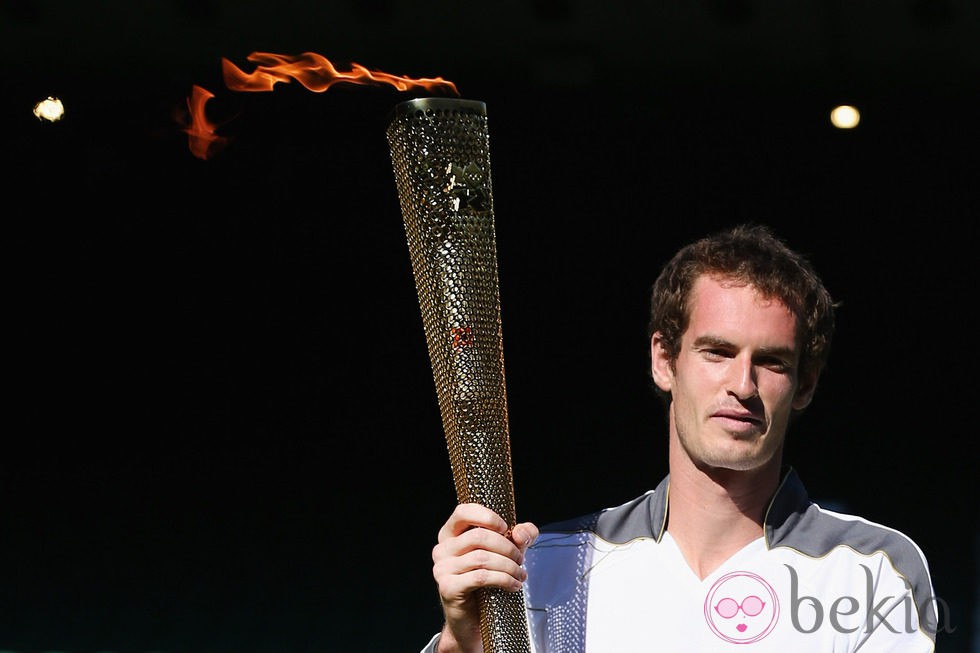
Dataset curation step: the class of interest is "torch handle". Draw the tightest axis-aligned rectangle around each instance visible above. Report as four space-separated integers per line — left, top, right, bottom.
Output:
386 98 530 653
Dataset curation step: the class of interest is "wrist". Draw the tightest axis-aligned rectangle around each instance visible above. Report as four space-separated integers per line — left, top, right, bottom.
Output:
436 623 482 653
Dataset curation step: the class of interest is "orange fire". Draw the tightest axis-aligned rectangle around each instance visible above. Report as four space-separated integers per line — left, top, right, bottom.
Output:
222 51 459 95
180 52 458 160
177 84 229 160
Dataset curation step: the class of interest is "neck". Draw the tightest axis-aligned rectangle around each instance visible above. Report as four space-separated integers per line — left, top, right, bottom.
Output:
665 435 782 580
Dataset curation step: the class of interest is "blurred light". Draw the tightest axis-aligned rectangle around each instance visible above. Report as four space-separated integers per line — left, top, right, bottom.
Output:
830 105 860 129
33 96 65 122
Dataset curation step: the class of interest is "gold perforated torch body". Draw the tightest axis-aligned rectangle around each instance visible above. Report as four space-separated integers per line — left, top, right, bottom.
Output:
386 98 531 653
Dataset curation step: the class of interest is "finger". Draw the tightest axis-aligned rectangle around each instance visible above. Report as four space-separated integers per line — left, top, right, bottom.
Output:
438 503 511 541
441 566 527 595
434 523 521 566
511 521 539 554
435 548 528 594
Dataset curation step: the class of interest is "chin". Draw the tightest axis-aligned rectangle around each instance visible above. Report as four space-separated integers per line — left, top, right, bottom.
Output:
702 447 776 473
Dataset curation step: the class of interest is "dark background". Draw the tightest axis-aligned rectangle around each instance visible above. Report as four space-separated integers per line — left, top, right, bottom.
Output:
3 1 977 651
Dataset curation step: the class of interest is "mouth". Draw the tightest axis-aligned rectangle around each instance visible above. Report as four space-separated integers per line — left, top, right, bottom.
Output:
711 410 763 435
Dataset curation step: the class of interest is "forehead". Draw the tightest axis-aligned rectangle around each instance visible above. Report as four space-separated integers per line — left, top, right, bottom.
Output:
687 275 799 346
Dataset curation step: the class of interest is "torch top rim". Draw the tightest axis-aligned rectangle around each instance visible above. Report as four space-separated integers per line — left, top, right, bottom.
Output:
390 97 487 119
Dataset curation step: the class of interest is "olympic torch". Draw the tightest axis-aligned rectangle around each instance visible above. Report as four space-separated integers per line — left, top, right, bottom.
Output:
386 98 530 653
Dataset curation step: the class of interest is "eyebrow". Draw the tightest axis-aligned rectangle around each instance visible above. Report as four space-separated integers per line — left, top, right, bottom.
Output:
692 335 797 360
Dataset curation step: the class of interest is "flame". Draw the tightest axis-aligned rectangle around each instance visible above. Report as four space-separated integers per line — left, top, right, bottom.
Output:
177 84 228 161
222 51 459 95
179 52 458 160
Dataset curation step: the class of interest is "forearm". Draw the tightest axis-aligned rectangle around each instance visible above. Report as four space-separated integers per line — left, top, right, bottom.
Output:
420 624 483 653
435 621 483 653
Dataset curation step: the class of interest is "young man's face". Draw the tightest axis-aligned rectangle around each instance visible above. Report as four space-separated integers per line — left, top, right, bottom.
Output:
651 274 816 474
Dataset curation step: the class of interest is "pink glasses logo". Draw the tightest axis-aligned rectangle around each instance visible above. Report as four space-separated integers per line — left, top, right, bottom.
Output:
715 595 767 619
704 571 779 644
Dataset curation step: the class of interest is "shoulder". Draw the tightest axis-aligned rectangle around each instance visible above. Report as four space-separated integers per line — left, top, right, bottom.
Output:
774 501 935 620
539 491 653 538
772 502 939 643
524 487 664 613
775 502 931 575
769 469 931 586
527 480 664 562
537 476 670 544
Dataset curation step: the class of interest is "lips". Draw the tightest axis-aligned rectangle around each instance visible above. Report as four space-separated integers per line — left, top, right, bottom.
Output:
712 409 762 425
711 410 762 435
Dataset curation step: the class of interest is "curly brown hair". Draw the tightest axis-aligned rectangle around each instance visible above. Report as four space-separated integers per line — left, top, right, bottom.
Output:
647 223 838 404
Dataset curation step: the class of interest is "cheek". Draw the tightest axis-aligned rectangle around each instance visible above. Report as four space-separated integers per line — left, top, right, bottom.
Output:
670 374 709 426
758 378 800 426
759 373 798 405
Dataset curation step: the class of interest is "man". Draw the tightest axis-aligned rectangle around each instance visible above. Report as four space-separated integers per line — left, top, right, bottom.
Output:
422 224 937 652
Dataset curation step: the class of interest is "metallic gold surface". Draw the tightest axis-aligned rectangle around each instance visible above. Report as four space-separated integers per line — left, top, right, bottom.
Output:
387 98 530 653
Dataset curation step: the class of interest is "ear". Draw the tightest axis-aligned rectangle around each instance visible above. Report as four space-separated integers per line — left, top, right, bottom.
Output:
792 369 820 411
650 332 674 393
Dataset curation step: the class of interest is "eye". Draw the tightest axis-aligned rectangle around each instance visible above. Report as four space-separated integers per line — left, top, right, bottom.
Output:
757 356 791 373
701 347 733 361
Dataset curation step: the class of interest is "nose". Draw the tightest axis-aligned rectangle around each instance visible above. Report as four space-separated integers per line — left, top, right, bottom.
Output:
728 356 759 401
